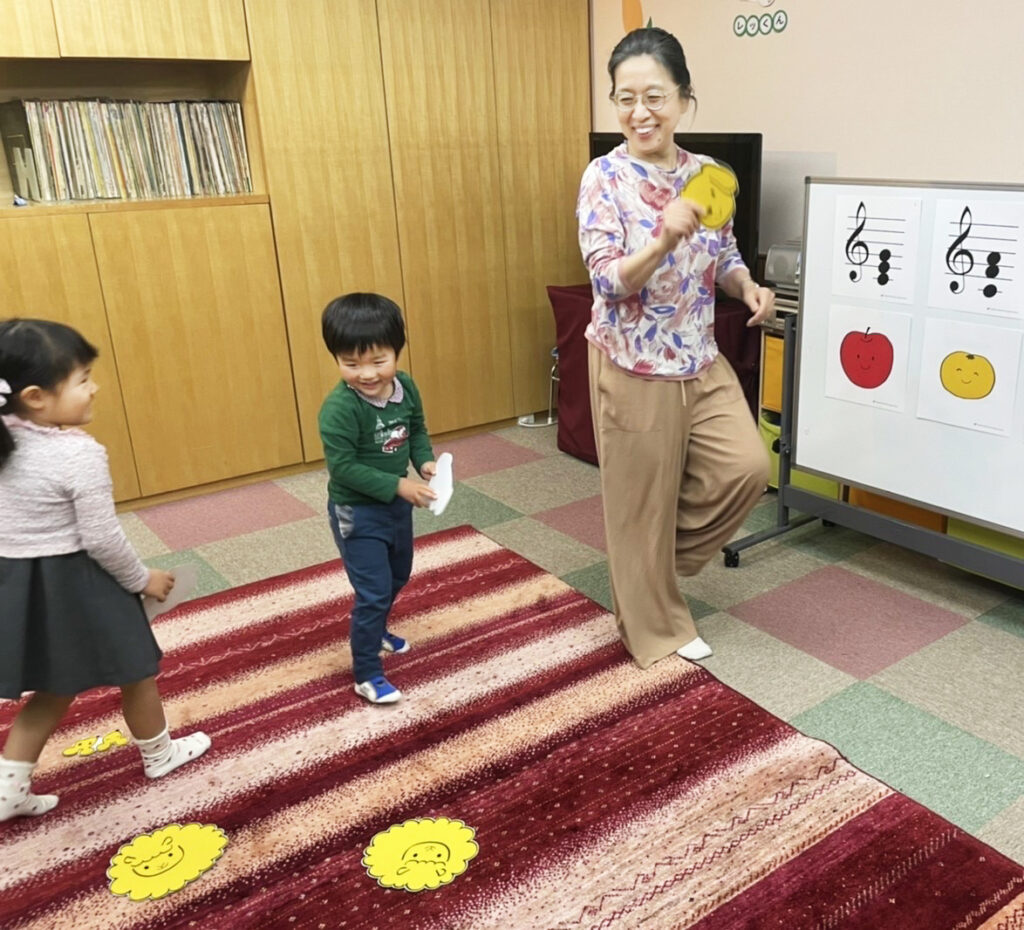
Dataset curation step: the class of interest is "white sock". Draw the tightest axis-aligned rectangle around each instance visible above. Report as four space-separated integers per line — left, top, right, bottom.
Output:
0 755 59 822
677 636 713 661
135 727 211 779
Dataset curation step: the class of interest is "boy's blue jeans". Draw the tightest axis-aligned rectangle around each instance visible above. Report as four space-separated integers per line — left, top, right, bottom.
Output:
327 497 413 684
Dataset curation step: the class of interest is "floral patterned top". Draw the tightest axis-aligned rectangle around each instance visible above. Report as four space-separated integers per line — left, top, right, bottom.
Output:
577 142 748 378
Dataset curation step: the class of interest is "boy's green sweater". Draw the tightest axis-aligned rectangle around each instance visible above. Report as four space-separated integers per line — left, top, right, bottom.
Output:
318 370 435 506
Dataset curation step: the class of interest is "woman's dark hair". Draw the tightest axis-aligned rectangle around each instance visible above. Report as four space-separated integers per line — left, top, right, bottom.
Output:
608 26 694 100
321 292 406 358
0 318 98 467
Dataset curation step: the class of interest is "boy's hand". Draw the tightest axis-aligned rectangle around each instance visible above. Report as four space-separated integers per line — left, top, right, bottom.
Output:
420 460 437 479
143 568 175 601
398 476 437 508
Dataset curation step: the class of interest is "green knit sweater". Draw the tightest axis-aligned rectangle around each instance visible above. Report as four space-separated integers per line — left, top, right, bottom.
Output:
318 371 435 506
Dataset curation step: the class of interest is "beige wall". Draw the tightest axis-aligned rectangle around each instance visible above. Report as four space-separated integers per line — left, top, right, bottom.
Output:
591 0 1024 250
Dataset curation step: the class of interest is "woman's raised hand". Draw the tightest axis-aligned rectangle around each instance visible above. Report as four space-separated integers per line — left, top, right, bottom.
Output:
658 198 706 252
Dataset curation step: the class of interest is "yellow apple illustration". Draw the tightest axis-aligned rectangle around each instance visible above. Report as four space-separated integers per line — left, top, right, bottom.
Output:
681 162 738 231
939 350 995 399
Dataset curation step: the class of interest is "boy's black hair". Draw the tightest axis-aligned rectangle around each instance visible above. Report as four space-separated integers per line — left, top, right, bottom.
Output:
321 293 407 358
0 318 99 467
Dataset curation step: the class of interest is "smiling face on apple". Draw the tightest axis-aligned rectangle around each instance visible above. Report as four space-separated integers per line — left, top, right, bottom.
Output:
839 328 894 389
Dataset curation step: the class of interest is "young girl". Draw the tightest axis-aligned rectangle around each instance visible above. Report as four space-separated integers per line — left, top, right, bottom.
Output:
0 318 210 822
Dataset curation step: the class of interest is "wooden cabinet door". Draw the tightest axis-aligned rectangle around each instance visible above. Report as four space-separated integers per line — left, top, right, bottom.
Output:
0 214 140 500
89 204 302 495
378 0 515 434
245 0 405 462
490 0 590 415
0 0 60 57
52 0 249 60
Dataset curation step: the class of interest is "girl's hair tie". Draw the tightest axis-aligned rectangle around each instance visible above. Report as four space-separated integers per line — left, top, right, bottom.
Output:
0 378 10 408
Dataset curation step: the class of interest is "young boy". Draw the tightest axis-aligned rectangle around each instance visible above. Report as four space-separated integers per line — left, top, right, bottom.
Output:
318 293 437 704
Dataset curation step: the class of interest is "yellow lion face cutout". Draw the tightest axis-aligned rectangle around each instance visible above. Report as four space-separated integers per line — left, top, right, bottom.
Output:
107 823 228 901
363 817 478 892
681 161 739 230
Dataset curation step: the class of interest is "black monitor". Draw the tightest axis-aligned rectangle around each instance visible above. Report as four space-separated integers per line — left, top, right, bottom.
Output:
588 132 763 269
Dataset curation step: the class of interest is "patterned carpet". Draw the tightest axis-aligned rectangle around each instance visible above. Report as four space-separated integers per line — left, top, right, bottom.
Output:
2 526 1021 929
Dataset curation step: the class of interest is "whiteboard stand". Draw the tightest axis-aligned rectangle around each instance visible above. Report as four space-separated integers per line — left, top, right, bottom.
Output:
723 316 1024 589
723 313 819 567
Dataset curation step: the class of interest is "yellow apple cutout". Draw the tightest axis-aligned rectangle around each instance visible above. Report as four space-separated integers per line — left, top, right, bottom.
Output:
681 162 738 230
940 351 995 399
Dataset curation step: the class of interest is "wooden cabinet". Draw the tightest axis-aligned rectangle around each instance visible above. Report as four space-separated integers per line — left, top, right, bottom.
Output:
378 0 515 435
88 204 302 495
51 0 250 60
491 0 590 415
245 0 405 462
0 0 591 501
0 214 140 500
0 0 60 57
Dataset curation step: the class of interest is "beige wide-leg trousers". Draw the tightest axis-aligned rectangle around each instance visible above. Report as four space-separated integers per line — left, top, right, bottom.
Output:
588 343 770 669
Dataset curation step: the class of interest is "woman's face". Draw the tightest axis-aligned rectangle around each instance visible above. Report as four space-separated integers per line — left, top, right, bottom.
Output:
612 54 687 166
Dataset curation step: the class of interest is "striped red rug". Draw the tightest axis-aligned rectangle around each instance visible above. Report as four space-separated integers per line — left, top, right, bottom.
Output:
1 526 1022 929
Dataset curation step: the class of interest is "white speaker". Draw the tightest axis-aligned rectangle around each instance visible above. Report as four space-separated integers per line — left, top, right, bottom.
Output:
764 241 802 287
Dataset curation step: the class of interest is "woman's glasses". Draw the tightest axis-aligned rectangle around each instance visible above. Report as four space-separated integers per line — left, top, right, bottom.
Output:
610 87 679 112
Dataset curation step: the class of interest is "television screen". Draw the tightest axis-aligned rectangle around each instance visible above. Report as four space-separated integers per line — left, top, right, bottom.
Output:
588 132 763 270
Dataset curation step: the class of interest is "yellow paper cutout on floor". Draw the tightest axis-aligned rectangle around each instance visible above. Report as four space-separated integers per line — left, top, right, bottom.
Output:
682 162 739 230
107 823 228 901
363 817 478 892
62 729 129 757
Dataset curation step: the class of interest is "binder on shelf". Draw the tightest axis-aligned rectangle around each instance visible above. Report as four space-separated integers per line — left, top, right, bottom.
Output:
0 100 46 201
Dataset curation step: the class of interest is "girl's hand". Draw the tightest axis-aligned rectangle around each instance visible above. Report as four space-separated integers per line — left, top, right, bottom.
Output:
397 476 437 508
658 198 706 253
143 568 175 601
420 460 437 479
743 283 777 327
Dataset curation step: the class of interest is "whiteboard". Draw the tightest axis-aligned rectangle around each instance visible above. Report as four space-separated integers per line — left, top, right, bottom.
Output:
793 178 1024 538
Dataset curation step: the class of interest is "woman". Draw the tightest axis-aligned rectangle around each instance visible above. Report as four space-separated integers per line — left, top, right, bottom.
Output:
578 26 772 668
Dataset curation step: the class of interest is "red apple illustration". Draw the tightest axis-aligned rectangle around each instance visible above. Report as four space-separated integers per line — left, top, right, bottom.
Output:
839 327 894 389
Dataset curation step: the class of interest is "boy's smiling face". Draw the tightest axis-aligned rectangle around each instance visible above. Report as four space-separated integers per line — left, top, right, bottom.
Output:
335 344 398 401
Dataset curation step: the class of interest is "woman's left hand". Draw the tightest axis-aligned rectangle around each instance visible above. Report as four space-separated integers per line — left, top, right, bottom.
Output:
743 284 776 327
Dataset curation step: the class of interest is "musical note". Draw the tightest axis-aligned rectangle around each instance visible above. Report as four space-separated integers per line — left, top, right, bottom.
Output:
945 206 975 294
983 251 1001 299
845 201 870 282
877 248 891 286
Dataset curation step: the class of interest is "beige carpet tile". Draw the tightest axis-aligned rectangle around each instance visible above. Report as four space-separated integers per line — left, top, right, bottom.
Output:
484 517 606 577
870 622 1024 758
678 538 829 610
117 511 172 559
698 612 858 720
463 453 601 514
194 515 338 586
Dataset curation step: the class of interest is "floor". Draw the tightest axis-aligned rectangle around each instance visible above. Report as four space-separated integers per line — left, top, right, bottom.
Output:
119 423 1024 865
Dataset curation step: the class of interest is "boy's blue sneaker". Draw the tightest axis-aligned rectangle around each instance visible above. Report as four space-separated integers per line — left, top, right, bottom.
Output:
381 632 410 654
354 676 402 704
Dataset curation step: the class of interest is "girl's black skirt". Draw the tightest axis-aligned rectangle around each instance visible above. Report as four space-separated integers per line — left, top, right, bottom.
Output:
0 552 162 700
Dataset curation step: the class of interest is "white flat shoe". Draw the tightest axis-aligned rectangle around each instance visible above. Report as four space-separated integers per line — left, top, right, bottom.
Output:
677 636 713 661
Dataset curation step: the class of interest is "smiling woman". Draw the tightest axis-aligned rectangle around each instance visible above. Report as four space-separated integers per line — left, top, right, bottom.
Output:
576 26 772 670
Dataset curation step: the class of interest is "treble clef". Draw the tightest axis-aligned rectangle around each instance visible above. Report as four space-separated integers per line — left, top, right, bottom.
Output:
844 201 869 282
945 206 974 294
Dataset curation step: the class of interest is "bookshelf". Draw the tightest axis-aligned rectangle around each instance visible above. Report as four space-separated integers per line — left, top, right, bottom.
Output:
0 57 266 207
